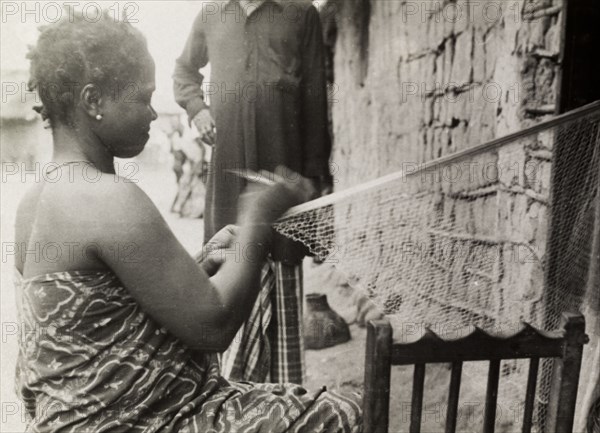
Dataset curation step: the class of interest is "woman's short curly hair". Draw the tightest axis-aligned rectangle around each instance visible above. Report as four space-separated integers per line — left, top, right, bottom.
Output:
27 9 152 127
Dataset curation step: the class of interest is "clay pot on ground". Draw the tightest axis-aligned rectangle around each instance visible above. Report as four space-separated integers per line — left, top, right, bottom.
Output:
304 293 351 350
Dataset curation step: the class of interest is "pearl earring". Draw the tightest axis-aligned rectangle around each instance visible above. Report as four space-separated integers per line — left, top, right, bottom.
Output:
96 114 103 120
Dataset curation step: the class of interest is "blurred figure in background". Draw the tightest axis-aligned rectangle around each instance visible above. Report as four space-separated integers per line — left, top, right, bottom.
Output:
167 115 186 185
167 115 208 218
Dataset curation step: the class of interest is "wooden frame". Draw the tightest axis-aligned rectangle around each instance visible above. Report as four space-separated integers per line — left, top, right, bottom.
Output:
362 312 588 433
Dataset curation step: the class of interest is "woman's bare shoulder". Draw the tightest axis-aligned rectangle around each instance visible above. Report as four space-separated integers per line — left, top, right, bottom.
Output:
35 174 163 236
15 183 46 246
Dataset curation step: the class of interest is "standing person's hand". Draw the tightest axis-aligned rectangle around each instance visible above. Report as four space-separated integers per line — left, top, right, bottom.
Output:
192 108 216 146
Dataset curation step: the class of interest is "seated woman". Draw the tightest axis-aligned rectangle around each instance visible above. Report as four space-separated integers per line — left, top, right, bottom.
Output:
14 11 361 433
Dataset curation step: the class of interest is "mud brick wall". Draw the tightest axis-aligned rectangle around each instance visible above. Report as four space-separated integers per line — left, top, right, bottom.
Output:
326 1 574 426
326 0 566 322
329 0 563 189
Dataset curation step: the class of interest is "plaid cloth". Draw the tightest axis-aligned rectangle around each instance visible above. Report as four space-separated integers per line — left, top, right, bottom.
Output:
221 260 305 384
269 262 305 384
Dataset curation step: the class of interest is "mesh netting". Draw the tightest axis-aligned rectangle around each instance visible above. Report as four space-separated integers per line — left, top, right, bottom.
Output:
274 103 600 430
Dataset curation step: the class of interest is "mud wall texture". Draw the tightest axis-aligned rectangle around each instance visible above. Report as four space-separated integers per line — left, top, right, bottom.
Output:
326 0 565 326
328 0 563 188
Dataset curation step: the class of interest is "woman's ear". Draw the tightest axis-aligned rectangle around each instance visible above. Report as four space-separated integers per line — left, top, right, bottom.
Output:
80 84 103 119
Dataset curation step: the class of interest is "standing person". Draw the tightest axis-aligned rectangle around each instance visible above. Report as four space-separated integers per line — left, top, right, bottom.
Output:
173 0 332 384
173 0 331 239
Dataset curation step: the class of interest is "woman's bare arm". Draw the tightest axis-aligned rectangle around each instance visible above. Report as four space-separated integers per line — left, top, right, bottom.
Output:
92 178 306 352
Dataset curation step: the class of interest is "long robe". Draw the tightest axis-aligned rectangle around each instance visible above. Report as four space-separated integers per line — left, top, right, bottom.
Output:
173 0 331 241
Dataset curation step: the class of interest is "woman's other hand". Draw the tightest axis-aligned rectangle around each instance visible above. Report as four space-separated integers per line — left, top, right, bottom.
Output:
195 225 239 276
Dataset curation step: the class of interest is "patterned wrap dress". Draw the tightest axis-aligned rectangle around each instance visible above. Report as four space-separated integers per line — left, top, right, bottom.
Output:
14 270 362 432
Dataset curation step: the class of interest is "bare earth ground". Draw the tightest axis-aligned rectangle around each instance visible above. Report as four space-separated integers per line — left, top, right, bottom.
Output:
1 160 518 432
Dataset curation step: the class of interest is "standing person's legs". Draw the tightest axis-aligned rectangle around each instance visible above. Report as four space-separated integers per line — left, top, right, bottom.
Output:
220 257 306 385
269 235 308 384
221 262 274 383
221 251 305 384
269 260 305 384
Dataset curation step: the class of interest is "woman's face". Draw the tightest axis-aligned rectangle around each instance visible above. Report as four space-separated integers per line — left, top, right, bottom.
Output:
96 59 158 158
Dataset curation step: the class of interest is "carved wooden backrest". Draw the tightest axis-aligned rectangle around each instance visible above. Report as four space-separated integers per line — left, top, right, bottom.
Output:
363 312 588 433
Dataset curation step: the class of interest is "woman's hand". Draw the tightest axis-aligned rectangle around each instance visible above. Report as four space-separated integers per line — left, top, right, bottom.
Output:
195 225 239 276
95 167 314 353
238 166 317 225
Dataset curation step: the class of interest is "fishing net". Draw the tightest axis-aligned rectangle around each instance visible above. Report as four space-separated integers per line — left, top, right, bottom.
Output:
274 102 600 430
